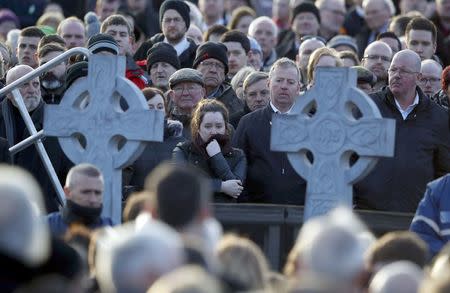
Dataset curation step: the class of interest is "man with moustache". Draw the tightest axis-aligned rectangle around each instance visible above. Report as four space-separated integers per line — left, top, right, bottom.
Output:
233 58 306 204
37 44 67 104
355 49 450 212
133 0 198 69
0 65 72 212
361 41 392 92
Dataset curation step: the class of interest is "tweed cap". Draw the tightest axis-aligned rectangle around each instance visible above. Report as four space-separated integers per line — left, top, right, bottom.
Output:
327 35 358 53
169 68 204 89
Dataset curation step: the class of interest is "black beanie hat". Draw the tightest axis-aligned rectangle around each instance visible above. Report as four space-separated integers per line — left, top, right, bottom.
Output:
66 61 89 88
291 2 321 24
193 42 229 75
87 33 119 55
159 0 191 29
146 42 181 73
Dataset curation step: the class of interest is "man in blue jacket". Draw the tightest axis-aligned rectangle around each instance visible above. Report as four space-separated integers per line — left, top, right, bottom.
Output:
411 175 450 257
47 163 113 238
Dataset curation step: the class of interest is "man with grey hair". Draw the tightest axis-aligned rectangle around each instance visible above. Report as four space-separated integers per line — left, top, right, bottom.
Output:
361 41 393 91
355 49 450 212
355 0 396 58
96 219 185 293
316 0 347 40
248 16 278 72
243 71 270 113
47 163 113 237
0 64 72 213
369 261 424 293
233 58 306 204
418 59 443 98
296 37 326 86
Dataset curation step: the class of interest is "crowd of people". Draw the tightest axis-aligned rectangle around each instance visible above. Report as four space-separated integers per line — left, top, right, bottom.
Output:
1 0 450 292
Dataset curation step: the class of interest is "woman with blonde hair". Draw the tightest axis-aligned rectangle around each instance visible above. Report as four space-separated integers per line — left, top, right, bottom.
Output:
306 47 343 87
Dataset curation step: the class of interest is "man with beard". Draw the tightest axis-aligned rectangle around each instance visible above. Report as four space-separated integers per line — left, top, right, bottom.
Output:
355 49 450 212
361 41 392 92
37 44 67 104
16 26 45 69
47 163 113 238
146 42 180 93
233 58 306 204
193 41 244 127
0 65 72 212
133 0 198 69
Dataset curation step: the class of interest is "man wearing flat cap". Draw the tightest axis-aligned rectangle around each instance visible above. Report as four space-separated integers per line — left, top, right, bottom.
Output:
276 2 321 60
168 68 206 139
193 41 244 127
133 0 198 68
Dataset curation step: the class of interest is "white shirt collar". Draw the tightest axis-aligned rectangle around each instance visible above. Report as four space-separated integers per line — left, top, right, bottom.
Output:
163 36 189 56
394 92 419 120
270 101 294 114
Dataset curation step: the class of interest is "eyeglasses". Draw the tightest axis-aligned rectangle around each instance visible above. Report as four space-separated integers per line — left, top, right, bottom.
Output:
172 84 202 95
419 77 441 84
363 55 391 62
199 60 225 71
388 67 419 76
300 35 327 46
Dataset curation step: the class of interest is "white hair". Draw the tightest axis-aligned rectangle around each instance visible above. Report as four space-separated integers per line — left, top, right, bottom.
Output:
369 261 424 293
362 0 396 16
421 59 443 72
248 16 278 38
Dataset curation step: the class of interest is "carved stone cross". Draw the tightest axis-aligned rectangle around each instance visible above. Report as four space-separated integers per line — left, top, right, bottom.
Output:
44 54 164 223
271 67 395 221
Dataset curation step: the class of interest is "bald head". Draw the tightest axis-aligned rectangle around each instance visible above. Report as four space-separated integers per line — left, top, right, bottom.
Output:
5 65 41 112
362 41 392 81
419 59 442 97
369 261 423 293
392 49 421 73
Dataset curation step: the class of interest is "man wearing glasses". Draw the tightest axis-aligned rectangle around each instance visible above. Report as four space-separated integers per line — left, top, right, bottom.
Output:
355 49 450 213
418 59 443 98
193 42 244 127
361 41 392 92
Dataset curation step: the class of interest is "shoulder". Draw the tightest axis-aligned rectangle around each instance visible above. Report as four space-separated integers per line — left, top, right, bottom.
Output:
427 174 450 200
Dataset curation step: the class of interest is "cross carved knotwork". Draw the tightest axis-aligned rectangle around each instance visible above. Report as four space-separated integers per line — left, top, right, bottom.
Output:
44 54 164 223
271 67 396 221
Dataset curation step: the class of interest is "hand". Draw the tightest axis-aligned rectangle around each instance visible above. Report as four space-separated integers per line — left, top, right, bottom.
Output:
206 139 221 157
221 180 243 198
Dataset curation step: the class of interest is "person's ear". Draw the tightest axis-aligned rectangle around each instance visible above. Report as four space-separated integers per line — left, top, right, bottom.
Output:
64 186 71 199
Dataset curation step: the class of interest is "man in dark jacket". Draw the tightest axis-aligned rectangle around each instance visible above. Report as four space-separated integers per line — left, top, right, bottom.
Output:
47 163 114 238
193 41 244 127
0 65 72 213
133 0 198 69
37 43 67 104
355 49 450 212
233 57 306 204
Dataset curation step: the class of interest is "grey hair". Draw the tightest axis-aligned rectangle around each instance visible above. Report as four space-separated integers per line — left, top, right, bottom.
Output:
248 16 278 38
362 0 396 16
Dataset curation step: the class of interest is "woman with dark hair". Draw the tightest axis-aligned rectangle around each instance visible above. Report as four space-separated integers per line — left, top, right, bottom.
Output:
431 65 450 111
127 87 184 191
172 99 247 202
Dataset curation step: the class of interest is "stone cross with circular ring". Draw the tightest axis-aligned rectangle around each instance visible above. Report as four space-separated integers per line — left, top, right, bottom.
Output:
44 54 164 223
271 67 396 221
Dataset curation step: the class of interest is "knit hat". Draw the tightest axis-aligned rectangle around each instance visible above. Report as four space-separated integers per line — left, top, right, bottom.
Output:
291 2 321 24
159 0 190 29
84 11 101 39
87 33 119 55
352 66 377 87
169 68 204 89
193 42 229 75
66 61 89 88
146 42 181 73
327 35 358 53
0 9 19 27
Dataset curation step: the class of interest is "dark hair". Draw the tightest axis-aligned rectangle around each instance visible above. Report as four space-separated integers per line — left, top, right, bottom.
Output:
142 87 168 114
406 17 437 44
203 24 229 42
220 30 251 53
100 14 131 35
20 26 46 38
191 99 229 140
37 43 65 59
388 15 412 37
144 162 211 229
122 191 151 222
228 6 256 31
442 65 450 91
38 34 66 51
377 31 402 52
